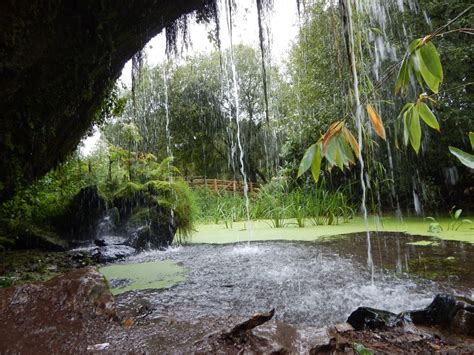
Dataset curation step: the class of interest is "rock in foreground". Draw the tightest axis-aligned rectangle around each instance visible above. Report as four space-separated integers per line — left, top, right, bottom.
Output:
0 267 117 353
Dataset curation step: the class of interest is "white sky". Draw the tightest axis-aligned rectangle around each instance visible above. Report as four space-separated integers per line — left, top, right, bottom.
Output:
120 0 299 87
82 0 299 155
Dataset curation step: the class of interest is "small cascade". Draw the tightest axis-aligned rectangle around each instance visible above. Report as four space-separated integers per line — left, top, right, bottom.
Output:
95 212 115 240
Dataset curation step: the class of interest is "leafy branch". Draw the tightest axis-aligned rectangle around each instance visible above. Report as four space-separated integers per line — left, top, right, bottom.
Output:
298 4 473 182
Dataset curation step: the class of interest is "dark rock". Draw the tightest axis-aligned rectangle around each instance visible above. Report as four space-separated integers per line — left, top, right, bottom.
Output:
56 185 106 241
0 267 117 353
347 307 401 330
95 235 127 247
94 239 107 247
407 294 474 336
409 294 458 326
149 210 177 247
452 309 474 336
125 208 177 250
127 225 153 250
93 245 136 263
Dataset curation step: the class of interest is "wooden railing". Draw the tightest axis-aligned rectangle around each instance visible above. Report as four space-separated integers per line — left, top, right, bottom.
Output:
186 177 259 194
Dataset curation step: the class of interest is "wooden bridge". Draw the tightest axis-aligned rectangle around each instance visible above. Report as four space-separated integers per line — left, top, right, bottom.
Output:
186 177 259 194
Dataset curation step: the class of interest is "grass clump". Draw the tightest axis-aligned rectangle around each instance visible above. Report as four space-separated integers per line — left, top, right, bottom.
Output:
193 177 356 228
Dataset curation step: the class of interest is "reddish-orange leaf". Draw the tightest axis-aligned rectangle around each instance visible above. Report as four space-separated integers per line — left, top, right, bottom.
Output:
366 104 386 140
343 127 360 158
322 121 344 149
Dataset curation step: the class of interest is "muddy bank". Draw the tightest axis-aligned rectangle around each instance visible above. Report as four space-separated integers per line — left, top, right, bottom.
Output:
0 267 117 353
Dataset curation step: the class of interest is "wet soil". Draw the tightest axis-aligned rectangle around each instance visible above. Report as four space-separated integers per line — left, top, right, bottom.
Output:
0 249 93 288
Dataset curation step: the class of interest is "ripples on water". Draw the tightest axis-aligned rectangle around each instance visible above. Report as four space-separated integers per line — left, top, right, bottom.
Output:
113 234 473 327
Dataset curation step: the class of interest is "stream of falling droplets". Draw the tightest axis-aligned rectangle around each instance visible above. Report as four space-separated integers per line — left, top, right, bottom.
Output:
345 0 374 284
222 0 252 242
162 60 176 231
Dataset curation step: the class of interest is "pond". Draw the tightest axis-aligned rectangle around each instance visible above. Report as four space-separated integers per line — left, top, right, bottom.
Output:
101 232 474 328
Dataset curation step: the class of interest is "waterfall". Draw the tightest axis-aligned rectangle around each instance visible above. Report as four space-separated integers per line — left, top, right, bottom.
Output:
344 0 374 283
162 60 176 236
222 0 252 241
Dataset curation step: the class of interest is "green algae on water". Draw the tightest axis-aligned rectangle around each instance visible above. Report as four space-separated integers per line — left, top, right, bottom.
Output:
99 260 187 295
406 240 439 246
189 216 474 244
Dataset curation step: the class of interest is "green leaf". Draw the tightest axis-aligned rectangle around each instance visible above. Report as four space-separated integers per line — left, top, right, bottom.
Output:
403 107 411 146
454 209 462 219
297 143 317 178
469 132 474 151
324 137 339 167
353 342 373 355
399 103 414 117
335 143 344 171
311 144 322 183
449 146 474 169
415 54 440 93
419 42 443 82
409 106 421 154
395 58 410 95
415 42 443 93
408 38 423 54
417 102 440 131
339 135 355 165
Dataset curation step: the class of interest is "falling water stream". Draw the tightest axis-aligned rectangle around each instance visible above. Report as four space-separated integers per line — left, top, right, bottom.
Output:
162 61 176 232
344 0 374 283
223 0 252 241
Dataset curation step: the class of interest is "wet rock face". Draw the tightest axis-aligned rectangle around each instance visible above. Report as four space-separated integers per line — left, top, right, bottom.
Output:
347 294 474 336
56 185 106 241
347 307 401 330
408 294 474 336
0 0 212 202
93 245 137 263
54 184 177 258
0 267 117 353
127 218 177 251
